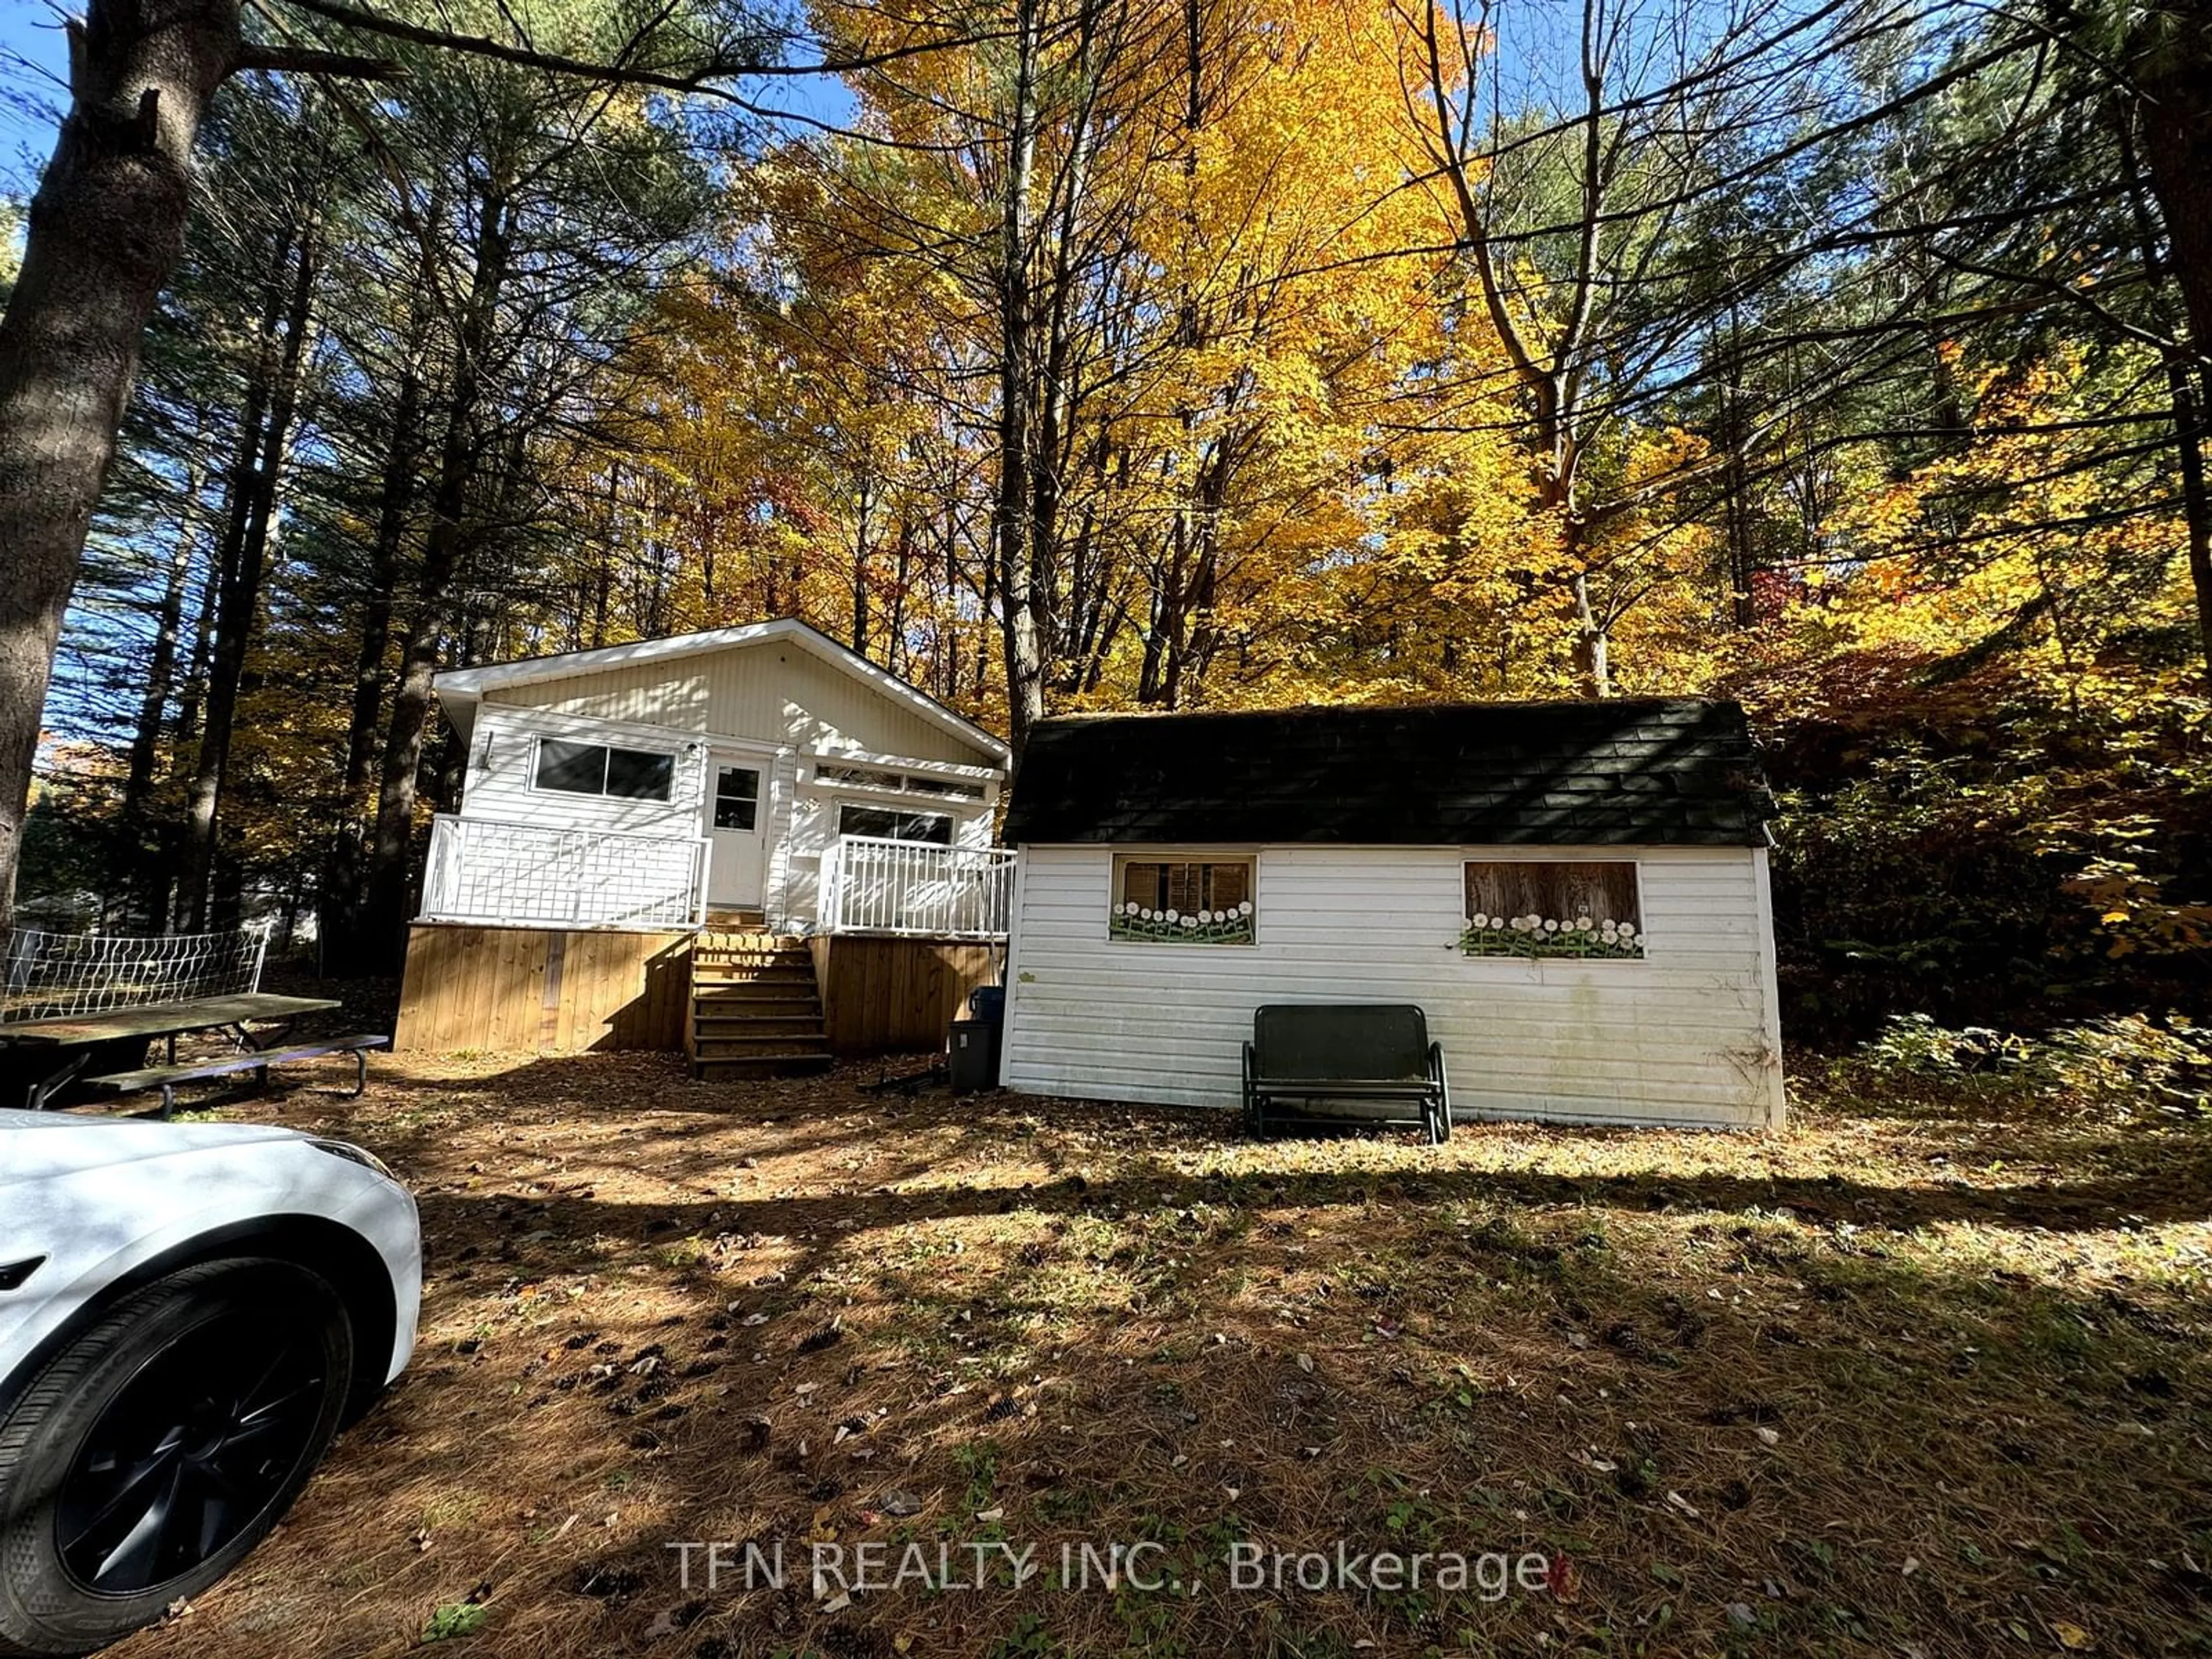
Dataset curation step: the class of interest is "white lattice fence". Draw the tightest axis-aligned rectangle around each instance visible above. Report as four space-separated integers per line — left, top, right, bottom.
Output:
1 926 270 1024
420 815 709 930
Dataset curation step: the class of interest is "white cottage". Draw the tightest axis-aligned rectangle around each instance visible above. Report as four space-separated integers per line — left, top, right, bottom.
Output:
396 619 1014 1065
998 699 1785 1130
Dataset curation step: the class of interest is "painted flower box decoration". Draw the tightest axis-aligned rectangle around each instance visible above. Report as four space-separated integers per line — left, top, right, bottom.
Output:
1111 899 1256 944
1459 911 1642 959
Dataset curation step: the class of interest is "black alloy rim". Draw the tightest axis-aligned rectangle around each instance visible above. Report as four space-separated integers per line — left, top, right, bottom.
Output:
54 1310 328 1597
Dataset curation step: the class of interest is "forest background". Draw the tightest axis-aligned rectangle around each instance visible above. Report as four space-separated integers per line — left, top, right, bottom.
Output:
2 0 2206 1084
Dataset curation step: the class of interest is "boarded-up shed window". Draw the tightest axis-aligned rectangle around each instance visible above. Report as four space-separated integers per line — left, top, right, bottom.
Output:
1463 861 1642 959
1111 857 1255 944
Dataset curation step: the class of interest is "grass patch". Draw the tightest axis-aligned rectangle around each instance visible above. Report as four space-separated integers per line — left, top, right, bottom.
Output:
421 1602 488 1642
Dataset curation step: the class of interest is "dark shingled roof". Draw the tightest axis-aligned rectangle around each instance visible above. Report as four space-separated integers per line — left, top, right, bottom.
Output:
1002 699 1770 847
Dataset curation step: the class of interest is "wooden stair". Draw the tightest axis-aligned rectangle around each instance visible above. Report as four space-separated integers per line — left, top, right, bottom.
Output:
688 929 833 1078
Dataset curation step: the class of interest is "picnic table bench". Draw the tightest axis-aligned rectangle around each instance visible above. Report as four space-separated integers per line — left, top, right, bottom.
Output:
1241 1003 1452 1144
85 1032 392 1118
0 993 367 1112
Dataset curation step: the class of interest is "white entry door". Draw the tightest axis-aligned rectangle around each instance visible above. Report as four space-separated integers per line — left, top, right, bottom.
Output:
703 755 767 907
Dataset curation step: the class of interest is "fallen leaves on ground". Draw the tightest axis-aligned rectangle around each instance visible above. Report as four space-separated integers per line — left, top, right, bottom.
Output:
107 1050 2212 1659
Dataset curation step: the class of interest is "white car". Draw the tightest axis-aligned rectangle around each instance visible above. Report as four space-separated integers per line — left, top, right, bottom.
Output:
0 1110 421 1657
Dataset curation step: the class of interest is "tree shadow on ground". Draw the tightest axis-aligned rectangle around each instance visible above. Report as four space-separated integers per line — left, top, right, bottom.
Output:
119 1050 2212 1659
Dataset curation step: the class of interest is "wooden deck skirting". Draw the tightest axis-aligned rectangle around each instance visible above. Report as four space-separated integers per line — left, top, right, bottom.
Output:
808 934 1001 1055
395 925 693 1053
396 924 999 1058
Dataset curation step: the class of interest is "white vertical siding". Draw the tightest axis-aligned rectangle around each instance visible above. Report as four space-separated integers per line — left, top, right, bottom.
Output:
771 779 996 934
702 645 993 764
455 641 1009 935
486 640 999 766
459 704 715 840
488 662 711 730
1001 844 1786 1130
778 790 834 932
457 705 1000 936
761 751 803 926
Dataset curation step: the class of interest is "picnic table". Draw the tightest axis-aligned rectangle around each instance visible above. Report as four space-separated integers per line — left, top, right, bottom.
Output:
0 993 340 1111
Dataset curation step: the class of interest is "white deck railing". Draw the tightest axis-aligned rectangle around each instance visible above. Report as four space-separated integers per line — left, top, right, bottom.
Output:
419 815 709 931
821 835 1015 940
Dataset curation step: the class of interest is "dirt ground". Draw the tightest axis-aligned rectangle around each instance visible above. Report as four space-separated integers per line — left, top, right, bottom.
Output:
108 1050 2212 1659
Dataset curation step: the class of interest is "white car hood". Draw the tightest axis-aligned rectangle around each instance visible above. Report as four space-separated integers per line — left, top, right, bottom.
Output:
0 1109 424 1395
0 1108 308 1185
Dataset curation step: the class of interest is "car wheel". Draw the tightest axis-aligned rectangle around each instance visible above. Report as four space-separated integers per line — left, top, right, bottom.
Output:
0 1258 353 1658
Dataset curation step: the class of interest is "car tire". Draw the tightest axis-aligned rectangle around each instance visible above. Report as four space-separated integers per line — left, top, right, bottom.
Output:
0 1258 353 1658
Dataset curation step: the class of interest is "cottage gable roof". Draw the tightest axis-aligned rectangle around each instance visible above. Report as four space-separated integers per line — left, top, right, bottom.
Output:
431 618 1009 763
1002 699 1769 847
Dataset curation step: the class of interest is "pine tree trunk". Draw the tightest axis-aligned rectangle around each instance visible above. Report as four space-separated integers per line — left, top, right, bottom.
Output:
592 460 618 649
2166 366 2212 681
2118 90 2212 682
361 181 513 970
318 354 424 971
179 207 320 929
993 0 1046 769
119 439 205 926
0 0 241 938
851 469 876 658
177 245 282 927
171 517 221 749
887 512 912 679
1718 317 1759 628
361 474 470 971
2134 2 2212 380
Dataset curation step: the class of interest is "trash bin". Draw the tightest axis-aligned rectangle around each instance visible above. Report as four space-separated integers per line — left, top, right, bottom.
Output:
949 984 1006 1093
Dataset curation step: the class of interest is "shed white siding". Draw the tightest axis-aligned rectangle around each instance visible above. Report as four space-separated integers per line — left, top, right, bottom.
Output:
1001 843 1785 1130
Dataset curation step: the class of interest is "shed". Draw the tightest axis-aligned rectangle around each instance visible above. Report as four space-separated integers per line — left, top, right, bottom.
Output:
998 699 1784 1129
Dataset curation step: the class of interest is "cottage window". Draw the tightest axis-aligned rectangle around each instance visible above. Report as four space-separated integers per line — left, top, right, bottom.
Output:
1111 857 1255 944
818 763 988 801
1462 861 1642 958
818 764 908 791
533 738 674 802
838 804 953 846
904 774 988 801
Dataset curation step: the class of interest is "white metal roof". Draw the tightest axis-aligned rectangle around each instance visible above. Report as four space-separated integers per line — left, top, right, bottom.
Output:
431 617 1010 763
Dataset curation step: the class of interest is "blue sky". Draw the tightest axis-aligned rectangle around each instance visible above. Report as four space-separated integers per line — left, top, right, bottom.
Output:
1 3 67 198
1 0 852 746
0 1 853 208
